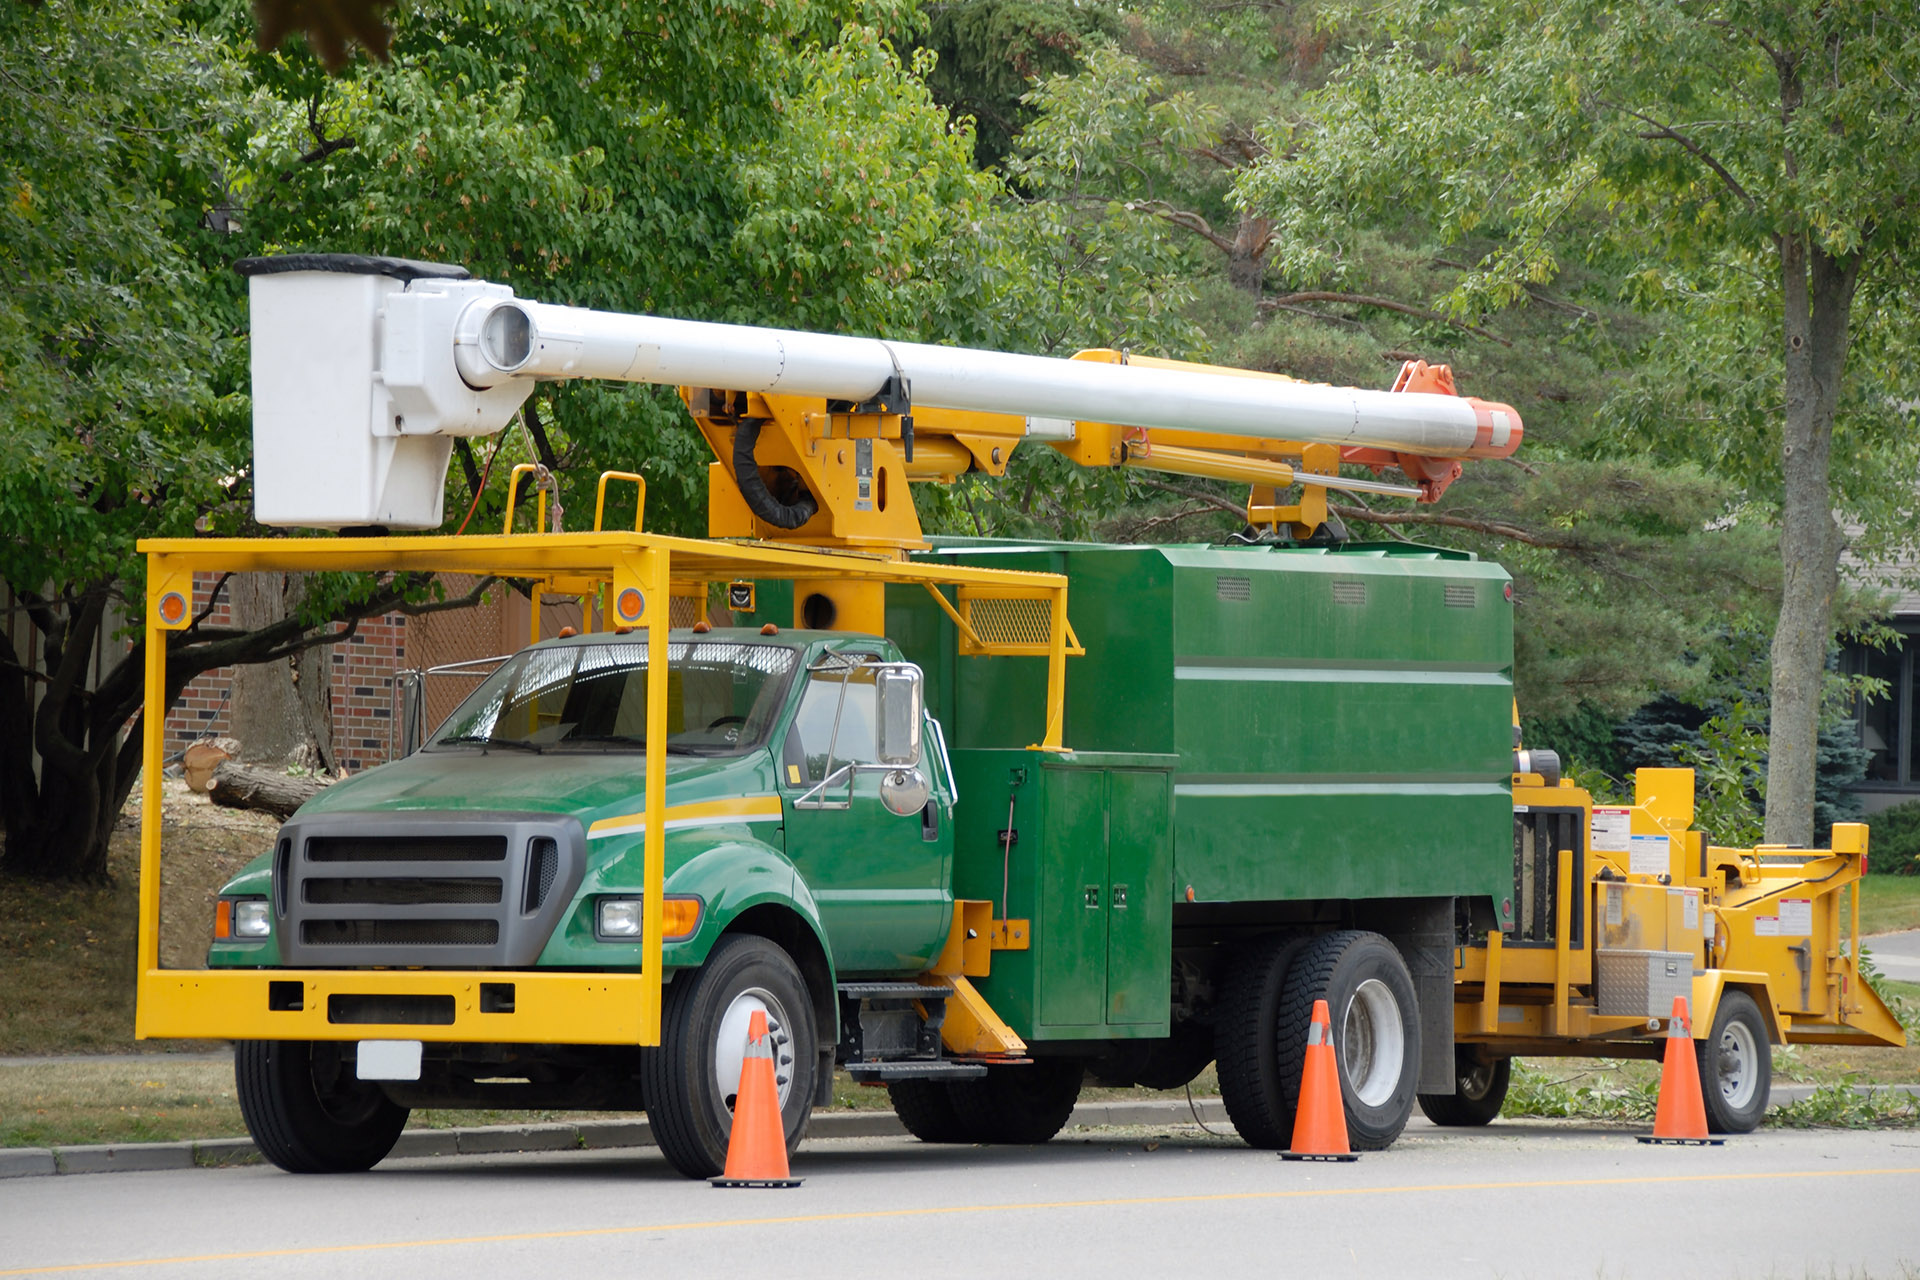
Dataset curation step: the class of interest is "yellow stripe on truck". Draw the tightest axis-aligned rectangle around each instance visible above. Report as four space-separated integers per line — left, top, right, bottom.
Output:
588 794 783 841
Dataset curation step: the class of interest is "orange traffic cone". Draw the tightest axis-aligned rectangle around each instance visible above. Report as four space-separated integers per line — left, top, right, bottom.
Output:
1637 995 1723 1147
711 1009 804 1187
1283 998 1359 1162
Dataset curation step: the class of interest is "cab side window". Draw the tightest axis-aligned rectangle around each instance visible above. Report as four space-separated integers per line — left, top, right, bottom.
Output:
784 658 880 783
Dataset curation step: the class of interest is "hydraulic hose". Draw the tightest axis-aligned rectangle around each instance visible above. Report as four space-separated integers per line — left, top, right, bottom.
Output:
732 418 819 530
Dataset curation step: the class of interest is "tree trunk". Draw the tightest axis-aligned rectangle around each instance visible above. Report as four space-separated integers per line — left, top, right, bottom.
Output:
1763 233 1860 847
1226 212 1273 296
0 586 121 882
207 761 329 820
229 574 334 769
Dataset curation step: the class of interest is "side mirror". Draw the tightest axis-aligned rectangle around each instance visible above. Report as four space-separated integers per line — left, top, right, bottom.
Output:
874 664 924 766
879 767 931 817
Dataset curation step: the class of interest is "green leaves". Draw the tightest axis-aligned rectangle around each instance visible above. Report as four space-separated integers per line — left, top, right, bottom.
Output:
0 0 242 596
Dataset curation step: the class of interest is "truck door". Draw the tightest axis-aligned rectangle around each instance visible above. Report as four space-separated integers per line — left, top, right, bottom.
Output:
779 649 953 974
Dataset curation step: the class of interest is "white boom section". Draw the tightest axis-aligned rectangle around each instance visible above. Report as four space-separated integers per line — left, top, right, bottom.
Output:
458 296 1522 461
239 256 1520 529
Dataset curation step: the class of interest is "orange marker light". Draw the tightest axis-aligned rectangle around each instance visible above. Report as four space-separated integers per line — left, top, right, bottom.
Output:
616 587 645 622
662 895 703 940
213 899 232 940
158 591 187 626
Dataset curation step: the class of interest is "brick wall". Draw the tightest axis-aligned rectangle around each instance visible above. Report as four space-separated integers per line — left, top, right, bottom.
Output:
162 573 407 774
330 612 405 772
162 574 234 746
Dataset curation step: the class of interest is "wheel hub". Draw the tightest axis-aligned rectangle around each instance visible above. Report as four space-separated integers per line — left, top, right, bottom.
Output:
1712 1017 1759 1110
1341 978 1407 1107
714 985 795 1111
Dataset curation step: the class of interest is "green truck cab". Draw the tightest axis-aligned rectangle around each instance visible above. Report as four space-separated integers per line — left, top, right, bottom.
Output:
210 539 1515 1178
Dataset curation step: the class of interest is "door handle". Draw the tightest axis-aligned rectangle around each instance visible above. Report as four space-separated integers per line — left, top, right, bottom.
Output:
1111 884 1128 909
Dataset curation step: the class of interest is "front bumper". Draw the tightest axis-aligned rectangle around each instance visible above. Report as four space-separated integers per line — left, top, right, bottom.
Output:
136 968 659 1045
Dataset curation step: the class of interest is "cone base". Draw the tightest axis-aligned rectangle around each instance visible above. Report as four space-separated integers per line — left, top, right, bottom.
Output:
1281 1152 1360 1162
1635 1136 1723 1147
712 1176 805 1188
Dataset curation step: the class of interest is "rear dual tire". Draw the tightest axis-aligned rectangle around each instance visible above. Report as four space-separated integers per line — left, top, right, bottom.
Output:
1217 930 1422 1152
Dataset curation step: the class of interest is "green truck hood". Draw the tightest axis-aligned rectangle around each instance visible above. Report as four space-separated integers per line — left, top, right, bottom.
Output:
296 749 752 819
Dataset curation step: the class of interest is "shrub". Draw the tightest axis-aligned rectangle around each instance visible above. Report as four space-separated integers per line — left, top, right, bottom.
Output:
1864 799 1920 875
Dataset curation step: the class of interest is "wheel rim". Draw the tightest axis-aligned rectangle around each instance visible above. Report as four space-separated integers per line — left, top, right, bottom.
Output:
312 1046 388 1126
713 985 795 1113
1341 979 1407 1108
1712 1017 1760 1111
1458 1059 1494 1102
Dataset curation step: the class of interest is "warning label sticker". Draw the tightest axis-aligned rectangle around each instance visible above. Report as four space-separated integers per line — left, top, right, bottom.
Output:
1606 884 1623 927
1629 833 1669 877
1591 807 1631 853
1779 897 1813 936
1754 915 1780 937
1675 889 1699 930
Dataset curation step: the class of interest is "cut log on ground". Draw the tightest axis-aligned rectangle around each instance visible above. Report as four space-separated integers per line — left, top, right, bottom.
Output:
182 737 242 793
207 762 329 820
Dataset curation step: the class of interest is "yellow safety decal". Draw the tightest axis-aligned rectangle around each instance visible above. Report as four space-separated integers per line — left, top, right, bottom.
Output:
588 795 782 841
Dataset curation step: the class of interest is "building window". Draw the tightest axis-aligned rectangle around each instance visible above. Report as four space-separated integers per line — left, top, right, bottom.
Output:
1847 632 1919 788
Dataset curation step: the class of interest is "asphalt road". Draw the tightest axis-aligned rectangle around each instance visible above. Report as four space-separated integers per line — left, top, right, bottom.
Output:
4 1117 1917 1280
1868 929 1920 984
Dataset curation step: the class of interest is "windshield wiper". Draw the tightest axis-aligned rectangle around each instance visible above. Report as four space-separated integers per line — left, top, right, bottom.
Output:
557 734 731 756
554 733 646 750
430 734 545 753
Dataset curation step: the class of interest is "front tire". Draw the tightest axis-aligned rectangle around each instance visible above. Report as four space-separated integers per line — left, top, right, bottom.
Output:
234 1040 410 1173
1696 989 1770 1134
1417 1050 1510 1127
642 934 820 1178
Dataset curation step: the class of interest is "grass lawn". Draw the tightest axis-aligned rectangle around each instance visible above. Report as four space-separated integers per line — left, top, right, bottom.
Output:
1857 874 1920 937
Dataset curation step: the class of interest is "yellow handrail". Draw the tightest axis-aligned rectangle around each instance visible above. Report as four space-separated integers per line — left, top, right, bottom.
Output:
594 471 646 532
503 463 548 535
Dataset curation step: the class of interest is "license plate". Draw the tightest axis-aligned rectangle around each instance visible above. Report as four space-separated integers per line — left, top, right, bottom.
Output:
355 1039 423 1080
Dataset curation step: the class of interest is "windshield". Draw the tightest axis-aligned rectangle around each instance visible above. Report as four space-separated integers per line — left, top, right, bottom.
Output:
426 639 798 755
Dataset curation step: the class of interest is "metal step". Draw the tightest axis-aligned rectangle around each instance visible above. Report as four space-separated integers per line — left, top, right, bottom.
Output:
838 982 950 999
844 1060 988 1082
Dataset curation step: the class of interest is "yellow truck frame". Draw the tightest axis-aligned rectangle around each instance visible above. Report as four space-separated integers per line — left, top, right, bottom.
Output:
133 524 1075 1050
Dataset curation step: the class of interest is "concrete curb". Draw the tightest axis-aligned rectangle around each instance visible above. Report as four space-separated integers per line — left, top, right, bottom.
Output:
3 1086 1909 1180
1 1098 1228 1179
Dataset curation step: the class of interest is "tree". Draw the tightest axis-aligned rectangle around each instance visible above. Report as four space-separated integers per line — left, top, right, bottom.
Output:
1 0 1040 880
912 0 1117 171
1238 1 1920 844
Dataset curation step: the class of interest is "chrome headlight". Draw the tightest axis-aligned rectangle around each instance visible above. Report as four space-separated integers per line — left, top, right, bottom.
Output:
232 899 272 938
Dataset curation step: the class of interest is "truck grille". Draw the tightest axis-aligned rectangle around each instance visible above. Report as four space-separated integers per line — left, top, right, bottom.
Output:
275 813 586 968
308 835 507 862
302 919 500 946
305 877 504 906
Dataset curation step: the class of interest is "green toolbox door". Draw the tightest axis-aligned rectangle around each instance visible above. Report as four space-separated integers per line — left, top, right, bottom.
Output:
1037 766 1108 1027
1104 769 1171 1027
